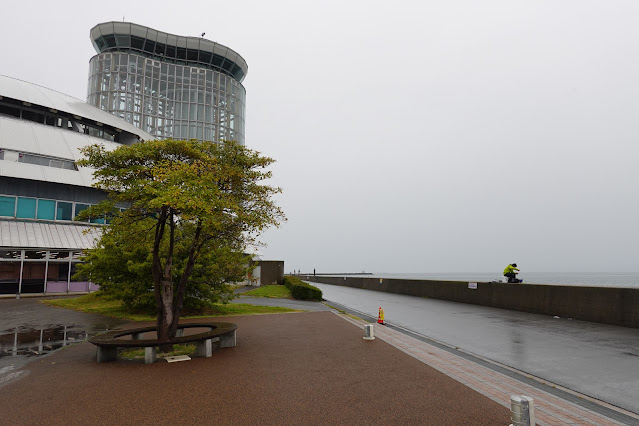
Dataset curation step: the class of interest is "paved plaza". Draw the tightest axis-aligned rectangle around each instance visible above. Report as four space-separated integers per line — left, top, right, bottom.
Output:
1 296 638 425
1 306 508 425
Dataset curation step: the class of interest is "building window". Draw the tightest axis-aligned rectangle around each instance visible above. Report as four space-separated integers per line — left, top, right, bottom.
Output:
24 250 47 260
56 202 73 221
16 197 37 219
46 261 70 294
0 261 21 295
2 150 79 171
21 262 46 294
0 249 98 295
37 199 56 220
0 250 21 260
0 195 114 223
48 251 70 260
0 196 16 217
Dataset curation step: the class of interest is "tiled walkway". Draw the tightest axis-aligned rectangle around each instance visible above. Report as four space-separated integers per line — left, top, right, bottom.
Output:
337 313 639 426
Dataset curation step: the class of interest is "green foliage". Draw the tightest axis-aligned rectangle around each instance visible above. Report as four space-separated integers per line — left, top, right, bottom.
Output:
79 223 246 307
74 198 248 314
73 224 156 313
283 276 323 301
75 139 285 339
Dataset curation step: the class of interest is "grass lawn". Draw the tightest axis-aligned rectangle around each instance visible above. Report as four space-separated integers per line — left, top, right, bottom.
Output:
120 344 196 360
43 292 298 322
241 284 292 298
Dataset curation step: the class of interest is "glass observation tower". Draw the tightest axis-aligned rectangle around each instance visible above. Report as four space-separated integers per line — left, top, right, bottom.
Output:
86 22 248 144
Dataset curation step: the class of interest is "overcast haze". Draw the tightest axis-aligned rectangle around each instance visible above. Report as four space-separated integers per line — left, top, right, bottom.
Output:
2 1 638 273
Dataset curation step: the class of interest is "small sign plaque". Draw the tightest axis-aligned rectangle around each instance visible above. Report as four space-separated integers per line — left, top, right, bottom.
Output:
468 282 478 289
164 355 191 363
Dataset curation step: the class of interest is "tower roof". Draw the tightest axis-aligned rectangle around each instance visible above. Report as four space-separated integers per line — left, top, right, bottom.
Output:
90 22 248 82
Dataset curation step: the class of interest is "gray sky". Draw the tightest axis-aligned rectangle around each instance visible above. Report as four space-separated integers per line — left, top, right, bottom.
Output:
3 1 639 273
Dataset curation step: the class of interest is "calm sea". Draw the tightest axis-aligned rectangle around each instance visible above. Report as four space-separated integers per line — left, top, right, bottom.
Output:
346 272 639 288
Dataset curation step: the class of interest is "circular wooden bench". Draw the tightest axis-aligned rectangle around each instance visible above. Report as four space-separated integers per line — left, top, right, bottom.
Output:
89 322 238 364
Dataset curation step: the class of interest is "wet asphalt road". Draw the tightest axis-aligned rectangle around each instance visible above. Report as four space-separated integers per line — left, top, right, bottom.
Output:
0 297 126 333
0 297 127 376
306 281 639 415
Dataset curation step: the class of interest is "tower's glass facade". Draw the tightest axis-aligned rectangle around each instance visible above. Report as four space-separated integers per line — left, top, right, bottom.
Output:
86 22 247 144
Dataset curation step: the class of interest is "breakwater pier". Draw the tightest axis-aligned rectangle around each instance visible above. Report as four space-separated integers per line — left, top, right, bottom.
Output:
299 275 639 329
303 277 639 417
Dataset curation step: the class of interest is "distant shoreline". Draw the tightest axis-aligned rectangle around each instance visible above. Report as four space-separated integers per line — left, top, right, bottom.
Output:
302 272 374 276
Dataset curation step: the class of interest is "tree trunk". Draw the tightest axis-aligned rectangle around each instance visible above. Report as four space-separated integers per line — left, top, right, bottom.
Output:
158 278 174 352
152 207 175 352
169 224 202 337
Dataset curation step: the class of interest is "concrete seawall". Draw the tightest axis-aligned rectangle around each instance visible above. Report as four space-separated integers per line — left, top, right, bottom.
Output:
301 275 639 329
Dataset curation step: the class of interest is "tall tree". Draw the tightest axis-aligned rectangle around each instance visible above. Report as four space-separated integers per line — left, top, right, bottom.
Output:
77 139 284 345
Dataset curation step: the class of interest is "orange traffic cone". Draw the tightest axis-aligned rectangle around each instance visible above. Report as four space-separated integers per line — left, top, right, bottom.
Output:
377 307 385 325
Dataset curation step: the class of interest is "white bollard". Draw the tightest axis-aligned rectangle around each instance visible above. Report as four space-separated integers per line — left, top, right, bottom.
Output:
363 324 375 340
510 395 535 426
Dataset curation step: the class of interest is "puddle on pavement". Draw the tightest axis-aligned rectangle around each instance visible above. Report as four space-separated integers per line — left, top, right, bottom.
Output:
0 325 112 359
0 325 116 386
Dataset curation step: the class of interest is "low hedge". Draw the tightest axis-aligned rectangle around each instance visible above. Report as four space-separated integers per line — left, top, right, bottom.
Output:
283 276 323 301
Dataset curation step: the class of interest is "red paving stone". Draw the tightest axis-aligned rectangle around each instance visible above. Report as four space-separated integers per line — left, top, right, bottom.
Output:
339 314 639 426
1 310 636 425
0 311 509 425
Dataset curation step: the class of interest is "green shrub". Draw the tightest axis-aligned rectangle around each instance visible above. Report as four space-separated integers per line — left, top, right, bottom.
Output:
283 276 323 301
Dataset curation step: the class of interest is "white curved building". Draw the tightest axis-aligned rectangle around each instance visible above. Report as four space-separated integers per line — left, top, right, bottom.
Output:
0 74 152 296
86 22 248 144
